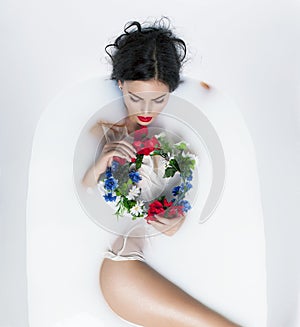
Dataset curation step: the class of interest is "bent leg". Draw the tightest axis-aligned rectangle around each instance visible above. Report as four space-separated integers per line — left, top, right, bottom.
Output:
99 258 241 327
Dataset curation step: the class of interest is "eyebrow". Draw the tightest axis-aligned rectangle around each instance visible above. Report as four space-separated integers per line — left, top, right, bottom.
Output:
129 91 167 101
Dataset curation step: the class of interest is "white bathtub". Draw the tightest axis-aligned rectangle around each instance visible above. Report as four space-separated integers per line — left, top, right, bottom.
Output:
23 75 269 327
1 71 299 327
1 2 300 326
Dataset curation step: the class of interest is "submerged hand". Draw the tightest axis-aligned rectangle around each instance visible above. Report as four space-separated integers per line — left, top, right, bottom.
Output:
149 214 186 237
102 140 136 166
82 140 136 187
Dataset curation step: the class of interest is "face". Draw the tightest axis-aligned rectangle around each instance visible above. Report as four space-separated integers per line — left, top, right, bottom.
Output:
118 79 170 126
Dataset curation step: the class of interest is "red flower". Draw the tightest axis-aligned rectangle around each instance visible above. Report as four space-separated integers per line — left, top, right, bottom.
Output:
133 136 160 155
148 200 165 216
133 140 142 150
145 136 160 151
137 147 153 156
163 198 173 208
145 200 164 223
134 126 148 141
112 156 126 165
145 198 178 224
166 205 184 218
144 199 184 223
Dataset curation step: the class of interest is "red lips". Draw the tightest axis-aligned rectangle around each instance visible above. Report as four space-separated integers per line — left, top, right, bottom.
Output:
137 116 152 122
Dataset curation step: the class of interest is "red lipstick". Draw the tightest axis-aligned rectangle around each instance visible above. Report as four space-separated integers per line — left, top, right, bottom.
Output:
137 116 152 122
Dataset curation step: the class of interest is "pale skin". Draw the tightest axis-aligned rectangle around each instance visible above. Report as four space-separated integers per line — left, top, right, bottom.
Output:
82 79 184 236
100 259 242 327
83 79 241 326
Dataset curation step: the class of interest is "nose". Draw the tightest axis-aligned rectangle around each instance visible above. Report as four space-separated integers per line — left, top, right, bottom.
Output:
141 101 152 114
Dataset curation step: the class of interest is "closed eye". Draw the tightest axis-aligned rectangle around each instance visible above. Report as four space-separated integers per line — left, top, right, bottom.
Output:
154 98 165 104
130 96 140 102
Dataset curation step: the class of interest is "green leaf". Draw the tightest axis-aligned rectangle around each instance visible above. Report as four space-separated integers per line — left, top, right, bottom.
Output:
175 142 187 150
151 149 164 156
122 197 136 210
164 167 177 178
135 154 144 170
190 159 196 169
169 158 180 171
157 195 166 202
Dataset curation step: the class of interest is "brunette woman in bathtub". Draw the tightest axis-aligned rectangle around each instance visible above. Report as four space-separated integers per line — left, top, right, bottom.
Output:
82 18 241 327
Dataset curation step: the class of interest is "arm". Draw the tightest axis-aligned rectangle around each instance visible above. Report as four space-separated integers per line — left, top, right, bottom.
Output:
81 140 137 188
81 157 106 188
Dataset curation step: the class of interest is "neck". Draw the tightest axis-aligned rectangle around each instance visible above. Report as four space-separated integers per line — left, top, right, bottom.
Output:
125 116 140 134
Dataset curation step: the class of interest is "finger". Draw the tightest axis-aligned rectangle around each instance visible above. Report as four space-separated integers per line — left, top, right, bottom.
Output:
177 217 185 228
150 221 176 236
103 143 133 159
112 149 132 162
103 150 128 162
105 148 132 162
110 141 136 158
149 220 171 233
155 215 185 226
177 216 186 227
113 145 135 161
118 140 137 153
154 215 172 225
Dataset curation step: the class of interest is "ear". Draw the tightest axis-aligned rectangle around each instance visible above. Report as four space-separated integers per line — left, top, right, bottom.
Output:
117 80 123 90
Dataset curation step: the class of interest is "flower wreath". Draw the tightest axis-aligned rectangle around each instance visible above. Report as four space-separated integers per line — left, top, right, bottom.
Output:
98 126 196 223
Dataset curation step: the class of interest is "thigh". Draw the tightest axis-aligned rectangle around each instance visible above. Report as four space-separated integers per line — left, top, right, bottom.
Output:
99 258 228 327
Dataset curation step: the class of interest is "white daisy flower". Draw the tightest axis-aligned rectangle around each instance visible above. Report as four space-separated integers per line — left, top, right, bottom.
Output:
174 140 189 148
130 201 145 216
155 132 166 139
182 151 197 161
127 185 141 200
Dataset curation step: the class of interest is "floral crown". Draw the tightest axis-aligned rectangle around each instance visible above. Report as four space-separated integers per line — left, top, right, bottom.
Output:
98 126 196 223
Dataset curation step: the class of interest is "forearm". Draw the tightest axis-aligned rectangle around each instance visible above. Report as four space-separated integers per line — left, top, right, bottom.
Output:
81 160 104 187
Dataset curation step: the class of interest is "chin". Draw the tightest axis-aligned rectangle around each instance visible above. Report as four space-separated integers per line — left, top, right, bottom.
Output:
137 120 155 127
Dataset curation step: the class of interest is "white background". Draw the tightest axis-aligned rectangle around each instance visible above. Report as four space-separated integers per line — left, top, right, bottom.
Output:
0 0 299 326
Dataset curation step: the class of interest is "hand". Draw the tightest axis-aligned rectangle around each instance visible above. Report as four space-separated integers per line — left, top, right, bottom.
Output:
82 140 136 187
149 214 186 237
97 140 137 173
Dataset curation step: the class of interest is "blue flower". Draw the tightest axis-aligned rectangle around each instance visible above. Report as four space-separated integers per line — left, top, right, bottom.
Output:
105 167 112 179
104 177 118 191
111 161 119 172
187 171 193 181
178 200 192 212
172 185 182 196
129 170 142 183
186 182 193 190
103 193 117 202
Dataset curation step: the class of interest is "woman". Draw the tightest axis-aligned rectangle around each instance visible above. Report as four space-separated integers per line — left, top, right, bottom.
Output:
83 18 241 327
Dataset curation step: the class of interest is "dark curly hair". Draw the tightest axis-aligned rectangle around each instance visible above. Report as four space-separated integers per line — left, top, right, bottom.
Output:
105 17 187 92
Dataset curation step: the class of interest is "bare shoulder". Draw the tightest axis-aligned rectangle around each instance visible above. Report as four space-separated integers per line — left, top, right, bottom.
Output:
89 119 126 138
89 119 128 143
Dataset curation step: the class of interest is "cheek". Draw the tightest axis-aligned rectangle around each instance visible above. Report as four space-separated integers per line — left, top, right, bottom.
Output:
154 96 169 113
124 98 141 115
153 102 168 114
